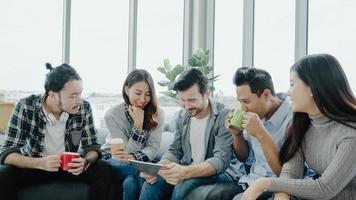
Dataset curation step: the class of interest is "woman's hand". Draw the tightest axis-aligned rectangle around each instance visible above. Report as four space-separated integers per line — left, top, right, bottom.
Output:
112 148 135 164
128 105 144 132
241 178 271 200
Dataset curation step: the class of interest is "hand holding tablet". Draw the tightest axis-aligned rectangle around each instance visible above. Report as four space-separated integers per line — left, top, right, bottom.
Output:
128 159 164 177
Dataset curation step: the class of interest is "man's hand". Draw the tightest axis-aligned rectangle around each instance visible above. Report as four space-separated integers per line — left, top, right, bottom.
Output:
274 192 291 200
225 110 243 137
128 105 144 132
68 157 86 175
140 172 157 184
242 112 267 140
158 162 187 185
112 148 135 164
40 155 61 172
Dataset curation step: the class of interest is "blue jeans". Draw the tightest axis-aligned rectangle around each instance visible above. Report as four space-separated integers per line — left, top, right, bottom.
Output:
139 173 230 200
105 158 144 200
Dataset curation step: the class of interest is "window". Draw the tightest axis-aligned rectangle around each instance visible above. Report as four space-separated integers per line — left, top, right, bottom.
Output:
136 0 184 93
309 0 356 94
0 1 62 92
254 0 295 94
214 0 243 97
71 0 129 94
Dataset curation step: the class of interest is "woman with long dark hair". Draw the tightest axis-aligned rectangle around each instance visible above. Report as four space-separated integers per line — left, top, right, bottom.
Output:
101 69 164 200
241 54 356 200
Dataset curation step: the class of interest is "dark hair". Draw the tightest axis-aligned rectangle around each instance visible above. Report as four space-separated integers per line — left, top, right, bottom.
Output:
173 68 208 95
122 69 158 131
280 54 356 164
233 67 275 97
44 63 81 97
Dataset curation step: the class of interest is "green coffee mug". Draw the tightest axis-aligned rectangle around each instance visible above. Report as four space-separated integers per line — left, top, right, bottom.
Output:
230 108 245 131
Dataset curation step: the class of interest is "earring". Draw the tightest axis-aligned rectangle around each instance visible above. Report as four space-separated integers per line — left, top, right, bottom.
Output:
310 94 313 97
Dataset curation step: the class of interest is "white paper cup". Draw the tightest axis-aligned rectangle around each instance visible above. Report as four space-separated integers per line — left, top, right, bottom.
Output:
108 138 124 154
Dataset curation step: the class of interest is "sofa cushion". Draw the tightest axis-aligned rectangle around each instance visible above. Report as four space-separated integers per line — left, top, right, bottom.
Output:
19 182 90 200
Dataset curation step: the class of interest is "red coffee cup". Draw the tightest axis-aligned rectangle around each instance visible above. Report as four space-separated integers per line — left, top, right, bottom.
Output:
61 152 81 171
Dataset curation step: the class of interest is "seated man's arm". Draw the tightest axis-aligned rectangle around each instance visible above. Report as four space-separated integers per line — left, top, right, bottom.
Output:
80 102 102 163
243 112 282 175
160 113 185 164
226 109 250 161
4 153 60 171
158 160 217 185
231 131 250 162
1 102 61 171
187 110 233 178
203 110 234 175
257 128 281 175
182 161 216 178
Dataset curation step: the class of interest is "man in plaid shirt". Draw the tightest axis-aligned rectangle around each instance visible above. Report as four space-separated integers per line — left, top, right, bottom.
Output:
0 64 112 200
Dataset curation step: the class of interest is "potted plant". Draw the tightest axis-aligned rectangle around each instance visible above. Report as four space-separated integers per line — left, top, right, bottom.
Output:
157 48 219 103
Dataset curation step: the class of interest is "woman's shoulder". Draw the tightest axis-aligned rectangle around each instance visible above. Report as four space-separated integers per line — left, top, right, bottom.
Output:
337 121 356 138
104 103 126 120
157 107 165 121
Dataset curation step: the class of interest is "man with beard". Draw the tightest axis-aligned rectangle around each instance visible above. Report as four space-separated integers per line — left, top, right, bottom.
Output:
139 68 243 200
0 64 112 200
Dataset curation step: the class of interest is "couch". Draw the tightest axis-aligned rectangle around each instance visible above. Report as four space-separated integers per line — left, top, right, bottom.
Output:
0 128 174 200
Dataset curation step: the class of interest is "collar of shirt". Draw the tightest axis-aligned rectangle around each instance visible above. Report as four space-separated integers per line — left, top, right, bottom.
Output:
263 93 291 129
42 105 69 126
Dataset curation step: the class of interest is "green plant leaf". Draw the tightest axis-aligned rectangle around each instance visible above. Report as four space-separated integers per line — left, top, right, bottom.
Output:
157 67 166 74
160 91 177 98
208 75 220 82
188 57 196 66
167 80 176 90
158 80 171 87
166 64 185 81
163 59 172 71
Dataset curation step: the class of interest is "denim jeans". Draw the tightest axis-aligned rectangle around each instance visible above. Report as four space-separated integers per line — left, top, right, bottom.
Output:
139 173 231 200
105 158 144 200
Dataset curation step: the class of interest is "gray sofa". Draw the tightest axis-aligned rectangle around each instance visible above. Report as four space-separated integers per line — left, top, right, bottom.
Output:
0 128 174 200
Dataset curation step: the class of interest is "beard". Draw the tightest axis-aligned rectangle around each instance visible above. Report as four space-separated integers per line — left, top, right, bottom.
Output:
56 93 79 114
186 105 204 117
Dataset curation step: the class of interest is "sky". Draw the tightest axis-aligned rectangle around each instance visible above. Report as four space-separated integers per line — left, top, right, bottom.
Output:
0 0 355 96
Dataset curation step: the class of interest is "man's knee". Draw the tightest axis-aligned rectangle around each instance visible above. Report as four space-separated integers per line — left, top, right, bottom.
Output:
0 165 17 184
172 179 204 200
91 160 112 175
123 176 138 191
140 178 171 200
0 165 19 200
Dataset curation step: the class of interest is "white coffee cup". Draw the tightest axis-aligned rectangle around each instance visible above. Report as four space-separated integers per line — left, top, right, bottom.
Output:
108 138 124 154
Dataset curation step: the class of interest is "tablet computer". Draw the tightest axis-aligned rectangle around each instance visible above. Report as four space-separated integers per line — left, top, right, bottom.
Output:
128 159 164 177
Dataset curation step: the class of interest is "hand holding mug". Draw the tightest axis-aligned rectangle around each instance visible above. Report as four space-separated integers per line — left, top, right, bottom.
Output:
68 157 86 175
226 108 244 137
112 148 135 164
41 155 61 172
243 112 267 140
60 152 81 172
